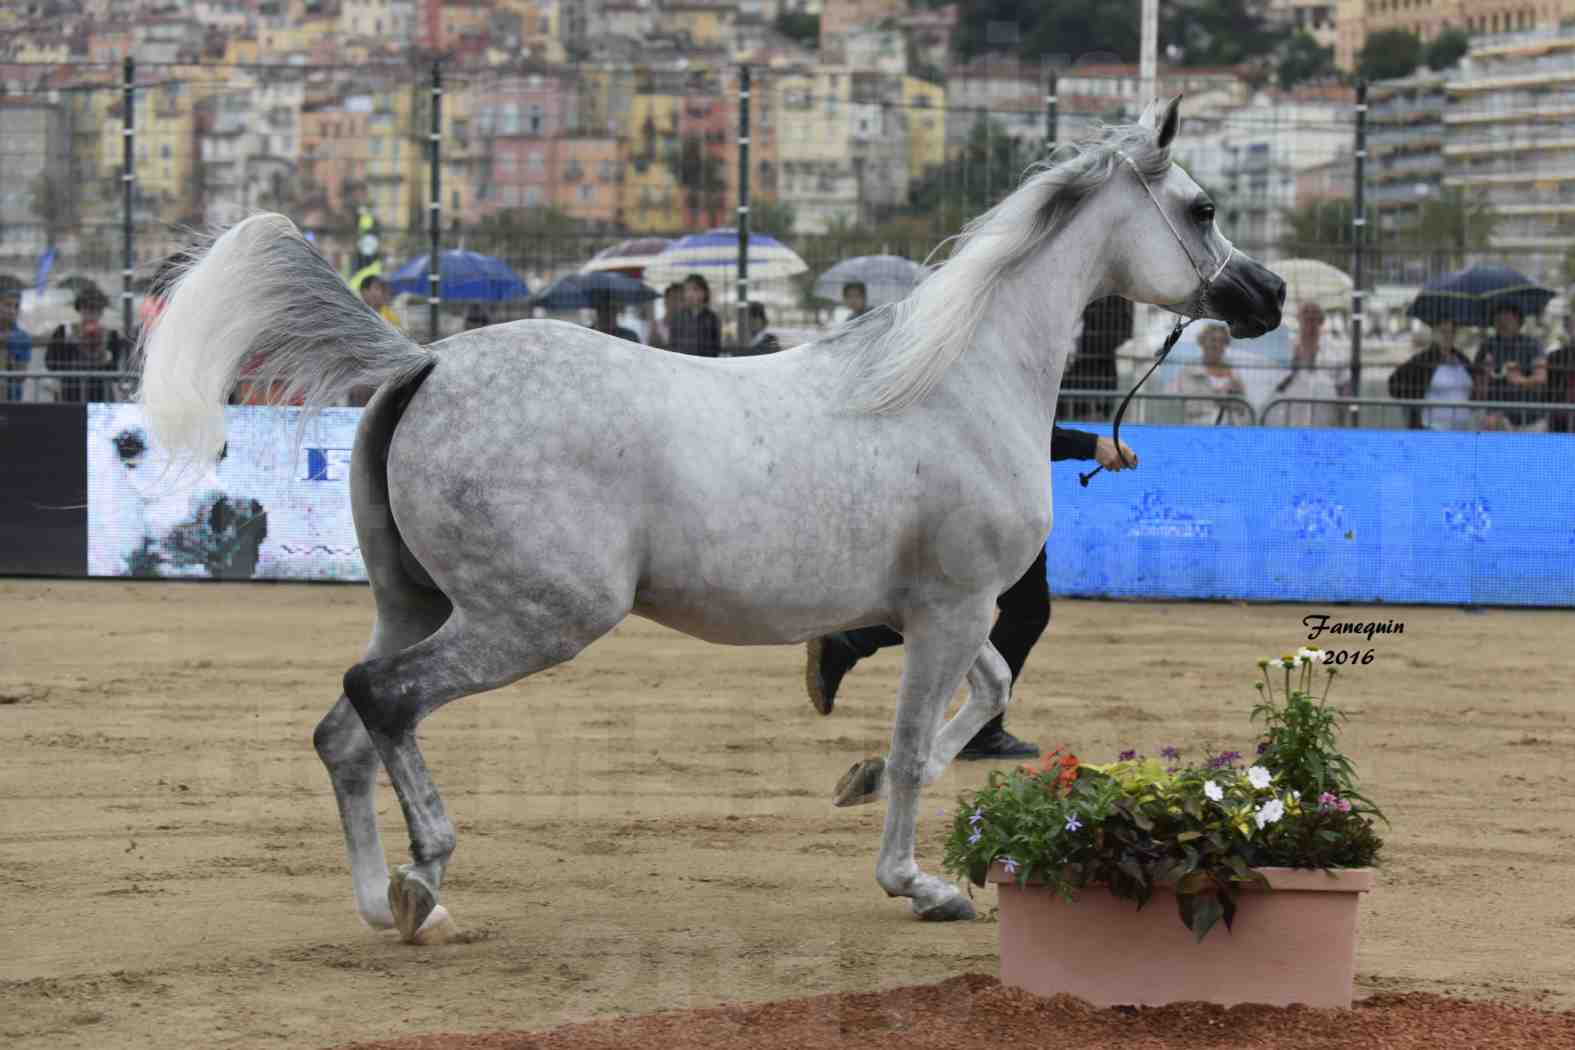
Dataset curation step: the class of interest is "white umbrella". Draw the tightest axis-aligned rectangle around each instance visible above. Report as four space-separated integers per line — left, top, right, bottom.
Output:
643 228 809 292
813 255 928 307
579 237 673 277
1269 258 1354 313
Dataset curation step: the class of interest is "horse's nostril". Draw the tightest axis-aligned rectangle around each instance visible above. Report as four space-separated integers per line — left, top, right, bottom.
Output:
1275 280 1287 307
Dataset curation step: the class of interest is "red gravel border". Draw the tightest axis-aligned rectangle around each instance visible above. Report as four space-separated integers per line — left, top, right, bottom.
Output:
329 973 1575 1050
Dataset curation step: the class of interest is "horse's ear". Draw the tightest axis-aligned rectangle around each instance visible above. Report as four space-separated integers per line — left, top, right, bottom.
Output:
1137 99 1159 130
1156 95 1183 149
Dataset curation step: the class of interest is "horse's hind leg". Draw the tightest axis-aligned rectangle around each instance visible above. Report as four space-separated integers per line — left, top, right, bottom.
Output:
342 599 623 942
313 586 451 930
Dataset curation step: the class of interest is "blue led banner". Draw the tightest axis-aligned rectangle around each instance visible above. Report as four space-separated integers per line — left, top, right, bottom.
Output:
75 405 1575 605
1048 425 1575 606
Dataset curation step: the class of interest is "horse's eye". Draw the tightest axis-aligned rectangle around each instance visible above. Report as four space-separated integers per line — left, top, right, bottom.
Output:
1195 202 1216 225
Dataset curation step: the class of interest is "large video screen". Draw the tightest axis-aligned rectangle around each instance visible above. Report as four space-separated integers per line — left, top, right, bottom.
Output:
87 403 367 581
1048 425 1575 606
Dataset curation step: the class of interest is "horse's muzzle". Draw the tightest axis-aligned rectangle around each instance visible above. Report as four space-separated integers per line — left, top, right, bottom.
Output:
1214 257 1286 339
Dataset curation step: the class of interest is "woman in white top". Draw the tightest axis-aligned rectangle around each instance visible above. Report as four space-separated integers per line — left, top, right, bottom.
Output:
1387 319 1477 430
1271 301 1342 427
1173 323 1251 425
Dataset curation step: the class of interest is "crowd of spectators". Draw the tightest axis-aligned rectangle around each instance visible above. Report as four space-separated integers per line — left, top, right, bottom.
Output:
4 264 1572 437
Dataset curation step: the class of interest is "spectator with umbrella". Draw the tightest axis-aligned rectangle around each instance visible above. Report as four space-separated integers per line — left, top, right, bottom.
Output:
1387 317 1479 431
668 274 722 357
813 255 928 319
529 270 654 345
1474 303 1547 429
735 302 782 357
1406 263 1554 430
647 283 685 350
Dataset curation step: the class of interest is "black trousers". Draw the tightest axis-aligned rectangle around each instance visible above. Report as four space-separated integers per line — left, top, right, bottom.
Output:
839 546 1051 733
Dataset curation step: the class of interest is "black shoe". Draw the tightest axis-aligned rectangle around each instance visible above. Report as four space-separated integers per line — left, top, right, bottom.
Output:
805 634 860 716
957 727 1041 761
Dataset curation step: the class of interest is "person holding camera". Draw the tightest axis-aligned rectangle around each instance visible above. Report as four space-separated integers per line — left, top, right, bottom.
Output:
1473 303 1546 430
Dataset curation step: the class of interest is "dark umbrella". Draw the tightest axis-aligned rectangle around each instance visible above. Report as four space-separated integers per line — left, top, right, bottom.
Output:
530 271 659 310
387 250 528 302
1407 263 1554 327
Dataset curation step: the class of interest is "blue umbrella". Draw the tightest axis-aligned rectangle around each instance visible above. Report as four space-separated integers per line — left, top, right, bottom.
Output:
530 271 659 310
1407 263 1554 327
387 250 529 302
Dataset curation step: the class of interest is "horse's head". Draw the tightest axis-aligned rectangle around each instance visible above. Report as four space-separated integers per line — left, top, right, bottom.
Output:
1099 96 1284 339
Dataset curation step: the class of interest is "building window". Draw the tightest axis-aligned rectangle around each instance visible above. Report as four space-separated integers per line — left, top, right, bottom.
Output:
578 184 594 203
528 104 543 134
528 151 543 171
525 186 543 206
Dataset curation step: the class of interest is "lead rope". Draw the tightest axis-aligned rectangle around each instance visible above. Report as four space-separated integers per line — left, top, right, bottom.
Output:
1079 316 1192 487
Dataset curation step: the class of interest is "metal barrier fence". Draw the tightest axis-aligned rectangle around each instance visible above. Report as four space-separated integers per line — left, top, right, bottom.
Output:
15 373 1575 436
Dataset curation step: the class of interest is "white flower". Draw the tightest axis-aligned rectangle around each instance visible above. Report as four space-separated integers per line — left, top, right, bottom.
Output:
1247 765 1273 790
1203 780 1224 802
1255 798 1285 829
1297 647 1321 666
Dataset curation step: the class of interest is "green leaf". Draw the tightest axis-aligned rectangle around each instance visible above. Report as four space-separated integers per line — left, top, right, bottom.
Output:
1176 871 1214 896
1189 893 1225 942
1176 830 1202 843
1220 888 1238 931
1117 859 1148 888
968 860 988 887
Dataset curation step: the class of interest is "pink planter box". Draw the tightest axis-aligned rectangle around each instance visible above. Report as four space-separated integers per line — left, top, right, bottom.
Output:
987 863 1375 1009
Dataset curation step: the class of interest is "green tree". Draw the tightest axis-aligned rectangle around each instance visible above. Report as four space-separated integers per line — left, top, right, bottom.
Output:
774 10 819 49
1407 188 1498 268
1425 28 1469 71
1163 0 1287 67
906 117 1040 232
939 0 1281 67
1278 31 1335 90
1358 29 1423 82
1278 198 1378 269
748 198 797 239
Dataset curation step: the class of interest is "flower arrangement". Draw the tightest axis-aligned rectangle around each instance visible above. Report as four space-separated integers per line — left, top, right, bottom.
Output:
944 648 1385 942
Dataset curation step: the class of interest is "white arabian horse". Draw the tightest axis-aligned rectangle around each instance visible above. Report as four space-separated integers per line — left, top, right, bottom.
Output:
137 98 1283 942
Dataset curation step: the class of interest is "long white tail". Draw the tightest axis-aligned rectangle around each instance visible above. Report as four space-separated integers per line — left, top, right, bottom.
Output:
136 213 433 464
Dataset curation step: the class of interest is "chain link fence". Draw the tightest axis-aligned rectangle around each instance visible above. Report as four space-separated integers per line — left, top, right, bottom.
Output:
2 57 1570 421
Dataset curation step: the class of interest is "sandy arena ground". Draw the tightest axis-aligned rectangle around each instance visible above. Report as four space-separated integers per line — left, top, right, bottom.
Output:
2 579 1573 1049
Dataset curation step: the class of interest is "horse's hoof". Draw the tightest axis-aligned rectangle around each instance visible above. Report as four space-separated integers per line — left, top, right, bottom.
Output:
833 756 884 807
915 894 976 922
388 866 438 944
411 904 457 946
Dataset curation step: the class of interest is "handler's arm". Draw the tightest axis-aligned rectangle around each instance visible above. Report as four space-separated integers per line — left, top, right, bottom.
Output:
1050 425 1099 461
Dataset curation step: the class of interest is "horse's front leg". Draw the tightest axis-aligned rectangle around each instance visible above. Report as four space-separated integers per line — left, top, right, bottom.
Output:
872 601 994 921
833 640 1010 806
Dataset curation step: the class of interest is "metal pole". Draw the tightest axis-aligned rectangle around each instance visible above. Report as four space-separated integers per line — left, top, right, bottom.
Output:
1140 0 1158 109
1045 70 1058 151
122 56 135 337
735 64 750 357
1351 79 1367 419
428 61 442 343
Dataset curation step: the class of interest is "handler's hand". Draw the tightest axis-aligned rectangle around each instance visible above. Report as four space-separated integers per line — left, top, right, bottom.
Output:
1095 437 1138 471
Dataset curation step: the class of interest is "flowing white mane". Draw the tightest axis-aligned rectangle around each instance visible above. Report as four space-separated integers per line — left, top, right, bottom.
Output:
839 123 1173 415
